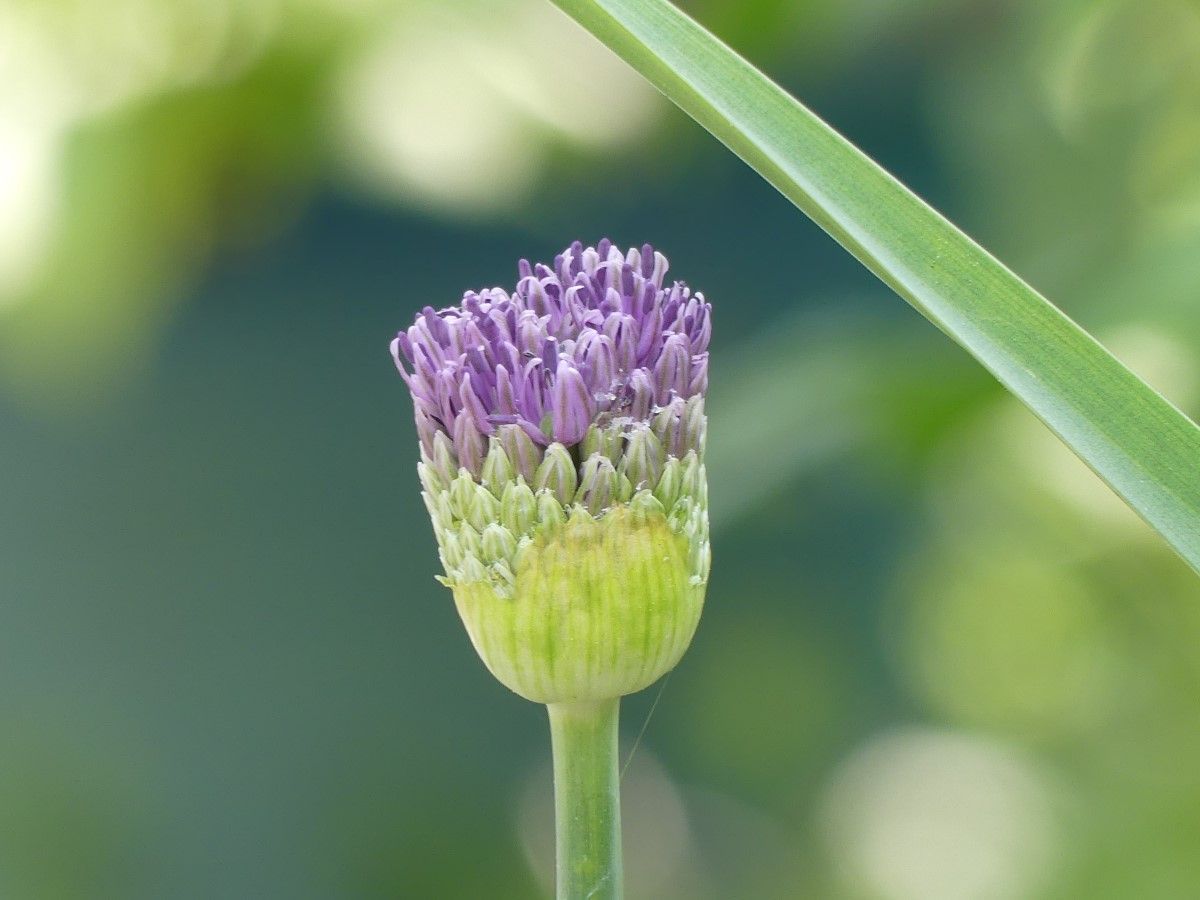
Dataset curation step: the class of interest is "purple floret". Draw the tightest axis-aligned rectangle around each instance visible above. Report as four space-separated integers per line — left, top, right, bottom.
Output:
391 240 711 475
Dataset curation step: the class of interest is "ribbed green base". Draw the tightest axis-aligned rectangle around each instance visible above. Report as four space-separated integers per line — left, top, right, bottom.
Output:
454 506 704 704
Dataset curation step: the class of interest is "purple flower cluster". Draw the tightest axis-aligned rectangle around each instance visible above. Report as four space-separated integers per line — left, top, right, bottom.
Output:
391 240 711 475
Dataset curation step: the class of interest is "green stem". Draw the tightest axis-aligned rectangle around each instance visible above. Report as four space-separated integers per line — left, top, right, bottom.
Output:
547 698 623 900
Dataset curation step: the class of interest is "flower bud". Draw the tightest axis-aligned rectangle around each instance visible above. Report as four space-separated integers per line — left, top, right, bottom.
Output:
534 443 578 505
500 480 537 535
481 440 515 493
391 241 712 703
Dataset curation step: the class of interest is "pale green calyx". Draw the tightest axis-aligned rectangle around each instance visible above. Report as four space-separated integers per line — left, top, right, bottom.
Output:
417 408 710 704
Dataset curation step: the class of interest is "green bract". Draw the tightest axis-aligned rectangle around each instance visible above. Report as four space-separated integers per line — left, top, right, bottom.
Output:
419 413 710 704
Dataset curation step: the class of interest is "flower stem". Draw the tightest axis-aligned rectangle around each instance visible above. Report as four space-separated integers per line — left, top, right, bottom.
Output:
547 698 623 900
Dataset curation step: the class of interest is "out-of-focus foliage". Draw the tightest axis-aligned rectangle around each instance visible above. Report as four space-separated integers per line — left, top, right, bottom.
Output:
0 0 659 404
1 0 1198 898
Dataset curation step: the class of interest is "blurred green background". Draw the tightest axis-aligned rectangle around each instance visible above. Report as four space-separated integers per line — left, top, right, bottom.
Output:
2 0 1199 897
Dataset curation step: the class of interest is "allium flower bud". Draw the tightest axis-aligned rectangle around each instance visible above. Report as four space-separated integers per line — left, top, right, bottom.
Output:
391 240 711 704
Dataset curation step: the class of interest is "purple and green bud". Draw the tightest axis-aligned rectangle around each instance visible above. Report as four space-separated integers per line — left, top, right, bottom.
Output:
392 241 711 704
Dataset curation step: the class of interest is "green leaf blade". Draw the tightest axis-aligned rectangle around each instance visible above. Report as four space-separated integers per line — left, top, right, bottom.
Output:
549 0 1200 572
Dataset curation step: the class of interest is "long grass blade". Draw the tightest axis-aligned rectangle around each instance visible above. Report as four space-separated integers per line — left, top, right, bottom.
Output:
548 0 1200 572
